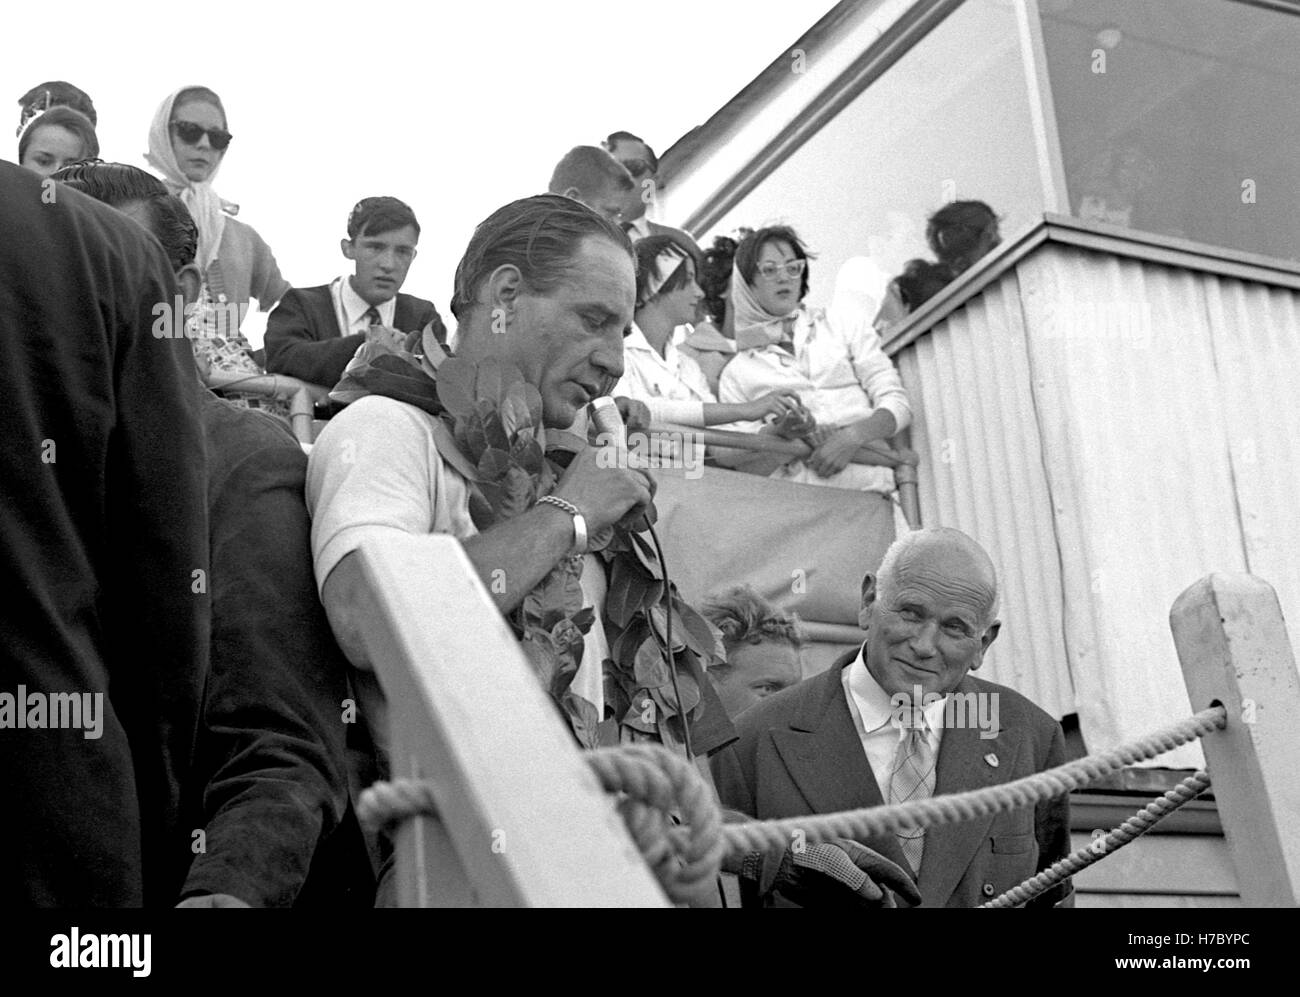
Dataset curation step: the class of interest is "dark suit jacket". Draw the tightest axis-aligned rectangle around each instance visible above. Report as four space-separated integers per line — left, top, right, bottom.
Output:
264 284 446 388
712 649 1072 908
179 394 373 907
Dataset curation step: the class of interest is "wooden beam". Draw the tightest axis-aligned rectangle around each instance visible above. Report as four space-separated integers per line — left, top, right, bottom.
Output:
344 534 670 907
1170 573 1300 907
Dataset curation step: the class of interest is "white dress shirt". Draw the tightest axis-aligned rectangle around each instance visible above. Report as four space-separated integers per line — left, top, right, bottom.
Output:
330 275 396 338
841 644 946 795
718 303 912 493
613 322 714 465
614 322 716 425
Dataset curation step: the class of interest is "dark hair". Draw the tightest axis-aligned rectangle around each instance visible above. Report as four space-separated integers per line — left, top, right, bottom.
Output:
548 146 634 197
602 130 658 174
701 585 804 665
53 160 198 271
634 235 693 308
173 86 227 128
450 193 633 321
698 235 738 325
18 106 99 164
893 200 1000 312
925 200 999 267
894 259 957 312
18 81 96 131
735 224 813 300
347 196 420 241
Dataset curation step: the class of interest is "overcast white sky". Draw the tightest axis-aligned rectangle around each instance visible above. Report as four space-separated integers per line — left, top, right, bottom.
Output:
5 0 836 333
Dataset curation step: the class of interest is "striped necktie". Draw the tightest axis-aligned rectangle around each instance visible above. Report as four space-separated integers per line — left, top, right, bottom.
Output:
363 306 381 327
888 708 936 876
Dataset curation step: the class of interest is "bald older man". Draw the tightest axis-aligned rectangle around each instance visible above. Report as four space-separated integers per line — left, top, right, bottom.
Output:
713 528 1072 908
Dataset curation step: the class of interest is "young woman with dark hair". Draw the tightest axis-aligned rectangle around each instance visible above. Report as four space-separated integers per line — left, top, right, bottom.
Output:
17 105 98 178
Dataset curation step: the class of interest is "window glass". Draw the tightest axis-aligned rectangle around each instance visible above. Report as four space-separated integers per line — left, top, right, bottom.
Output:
706 0 1041 317
1041 0 1300 262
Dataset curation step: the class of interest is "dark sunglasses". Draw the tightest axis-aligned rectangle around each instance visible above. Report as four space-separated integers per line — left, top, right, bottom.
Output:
170 120 233 151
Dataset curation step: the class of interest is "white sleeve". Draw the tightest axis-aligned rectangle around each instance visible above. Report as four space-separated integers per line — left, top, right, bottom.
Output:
306 395 442 594
716 356 765 435
615 354 708 426
842 308 912 432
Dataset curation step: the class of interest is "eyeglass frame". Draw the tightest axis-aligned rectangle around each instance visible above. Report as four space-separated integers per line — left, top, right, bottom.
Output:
756 259 806 281
169 119 233 151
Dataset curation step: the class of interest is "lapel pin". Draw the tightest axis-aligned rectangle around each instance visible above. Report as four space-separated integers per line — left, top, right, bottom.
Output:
984 753 999 768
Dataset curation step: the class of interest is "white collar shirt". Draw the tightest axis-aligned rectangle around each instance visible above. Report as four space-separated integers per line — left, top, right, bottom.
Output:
331 275 396 338
841 643 946 795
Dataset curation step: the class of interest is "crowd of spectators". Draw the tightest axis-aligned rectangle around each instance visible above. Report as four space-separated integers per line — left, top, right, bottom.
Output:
4 80 1066 910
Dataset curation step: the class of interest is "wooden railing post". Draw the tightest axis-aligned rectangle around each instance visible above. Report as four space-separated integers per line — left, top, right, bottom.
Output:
1170 573 1300 906
344 533 669 907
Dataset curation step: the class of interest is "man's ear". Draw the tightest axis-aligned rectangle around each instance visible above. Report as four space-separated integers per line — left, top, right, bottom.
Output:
857 572 877 631
340 238 356 261
485 263 523 321
176 263 202 309
562 186 583 203
973 619 1001 670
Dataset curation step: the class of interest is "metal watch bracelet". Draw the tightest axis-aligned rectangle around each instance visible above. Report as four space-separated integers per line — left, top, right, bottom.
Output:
535 494 588 555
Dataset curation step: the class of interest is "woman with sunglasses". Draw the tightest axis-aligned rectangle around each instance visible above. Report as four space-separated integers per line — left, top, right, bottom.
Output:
718 224 912 496
146 86 289 358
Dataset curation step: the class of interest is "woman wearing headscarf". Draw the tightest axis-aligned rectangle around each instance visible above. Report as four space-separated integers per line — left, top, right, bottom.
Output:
146 85 289 379
718 224 911 495
613 236 801 468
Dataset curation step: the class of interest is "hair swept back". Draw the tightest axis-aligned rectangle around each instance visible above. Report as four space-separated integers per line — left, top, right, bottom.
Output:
449 192 633 321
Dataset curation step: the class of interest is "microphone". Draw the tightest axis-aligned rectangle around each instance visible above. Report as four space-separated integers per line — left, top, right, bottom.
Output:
586 397 692 760
588 396 628 454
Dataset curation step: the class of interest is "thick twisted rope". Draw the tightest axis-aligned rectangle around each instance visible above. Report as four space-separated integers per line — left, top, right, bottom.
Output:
356 746 727 907
358 705 1225 905
980 769 1213 908
586 745 726 906
720 705 1225 854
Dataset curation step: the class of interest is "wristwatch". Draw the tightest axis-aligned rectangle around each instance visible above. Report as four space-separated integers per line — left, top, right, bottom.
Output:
536 495 588 556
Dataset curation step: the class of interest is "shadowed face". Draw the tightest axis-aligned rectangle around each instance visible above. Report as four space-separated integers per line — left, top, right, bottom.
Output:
504 234 635 428
859 538 999 700
655 258 704 328
610 137 655 223
714 639 802 719
21 124 86 177
577 179 628 226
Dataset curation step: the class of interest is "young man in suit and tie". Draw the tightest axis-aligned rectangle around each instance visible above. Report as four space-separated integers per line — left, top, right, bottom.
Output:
713 527 1073 908
264 196 446 388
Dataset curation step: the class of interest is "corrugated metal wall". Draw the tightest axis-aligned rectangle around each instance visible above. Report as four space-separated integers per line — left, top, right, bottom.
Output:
895 268 1076 721
895 242 1300 769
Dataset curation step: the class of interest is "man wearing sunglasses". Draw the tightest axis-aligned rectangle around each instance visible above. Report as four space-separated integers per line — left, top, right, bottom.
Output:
602 130 699 259
265 196 446 390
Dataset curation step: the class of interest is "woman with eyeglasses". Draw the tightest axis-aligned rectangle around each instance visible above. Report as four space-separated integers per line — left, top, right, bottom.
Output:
717 224 912 495
146 86 289 340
